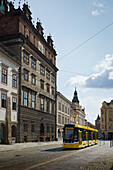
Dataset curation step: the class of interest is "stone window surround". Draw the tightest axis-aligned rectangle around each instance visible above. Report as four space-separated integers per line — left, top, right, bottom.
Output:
1 63 8 85
11 93 17 111
0 89 8 109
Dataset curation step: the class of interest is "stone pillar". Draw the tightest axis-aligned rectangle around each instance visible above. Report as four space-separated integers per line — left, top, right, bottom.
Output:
6 97 12 144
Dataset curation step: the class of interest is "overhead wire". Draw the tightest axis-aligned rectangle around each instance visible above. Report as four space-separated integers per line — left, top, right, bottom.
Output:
58 22 113 62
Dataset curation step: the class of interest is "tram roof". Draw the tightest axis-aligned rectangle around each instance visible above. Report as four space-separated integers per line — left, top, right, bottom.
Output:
64 124 98 132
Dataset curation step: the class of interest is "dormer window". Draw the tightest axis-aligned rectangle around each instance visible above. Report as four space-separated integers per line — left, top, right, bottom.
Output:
38 41 43 54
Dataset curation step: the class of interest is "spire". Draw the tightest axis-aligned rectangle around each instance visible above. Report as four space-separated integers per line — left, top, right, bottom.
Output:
72 86 79 104
96 114 100 121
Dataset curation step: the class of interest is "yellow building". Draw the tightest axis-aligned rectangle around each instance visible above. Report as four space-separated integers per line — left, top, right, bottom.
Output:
100 100 113 139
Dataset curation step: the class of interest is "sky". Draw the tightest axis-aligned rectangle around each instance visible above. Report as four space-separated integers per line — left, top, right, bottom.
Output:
14 0 113 124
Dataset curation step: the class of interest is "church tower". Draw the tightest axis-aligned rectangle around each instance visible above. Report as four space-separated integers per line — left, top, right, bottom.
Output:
72 87 79 104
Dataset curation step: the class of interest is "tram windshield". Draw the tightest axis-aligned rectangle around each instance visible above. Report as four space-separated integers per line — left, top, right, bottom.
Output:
65 127 74 140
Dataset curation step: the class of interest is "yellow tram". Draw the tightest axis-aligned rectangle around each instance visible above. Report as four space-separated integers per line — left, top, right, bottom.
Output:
63 124 98 149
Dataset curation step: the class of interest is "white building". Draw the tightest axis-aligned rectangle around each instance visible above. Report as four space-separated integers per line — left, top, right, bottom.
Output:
0 43 20 144
56 92 71 140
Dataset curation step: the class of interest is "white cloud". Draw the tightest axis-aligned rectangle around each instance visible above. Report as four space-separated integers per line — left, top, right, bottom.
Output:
95 54 113 72
67 54 113 89
92 10 100 16
109 71 113 80
93 2 104 8
92 2 105 16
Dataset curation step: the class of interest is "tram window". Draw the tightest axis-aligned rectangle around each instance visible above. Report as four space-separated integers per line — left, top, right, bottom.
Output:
88 131 91 140
82 130 86 141
93 132 95 140
74 128 78 141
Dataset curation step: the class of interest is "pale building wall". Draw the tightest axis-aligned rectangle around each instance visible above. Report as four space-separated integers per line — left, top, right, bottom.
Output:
0 51 19 123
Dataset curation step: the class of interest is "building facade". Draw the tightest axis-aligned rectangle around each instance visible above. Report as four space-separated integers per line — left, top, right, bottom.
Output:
100 100 113 139
0 1 58 142
71 88 85 125
0 42 20 144
56 92 71 140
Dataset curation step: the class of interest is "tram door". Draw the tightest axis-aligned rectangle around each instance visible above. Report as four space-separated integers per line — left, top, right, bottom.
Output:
91 132 93 140
86 132 88 140
79 130 82 144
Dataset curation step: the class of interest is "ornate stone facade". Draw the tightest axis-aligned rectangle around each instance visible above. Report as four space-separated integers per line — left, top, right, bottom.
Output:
100 100 113 139
0 1 58 142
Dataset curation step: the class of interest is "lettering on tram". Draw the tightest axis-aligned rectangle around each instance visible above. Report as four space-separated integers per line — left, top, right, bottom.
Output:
63 124 98 149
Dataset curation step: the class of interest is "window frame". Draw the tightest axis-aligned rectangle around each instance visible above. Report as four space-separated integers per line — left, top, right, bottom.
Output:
1 93 7 108
31 93 35 109
24 69 29 81
2 67 7 84
23 52 29 64
40 97 44 111
12 74 17 88
40 65 45 75
12 97 17 111
31 57 36 70
23 91 28 106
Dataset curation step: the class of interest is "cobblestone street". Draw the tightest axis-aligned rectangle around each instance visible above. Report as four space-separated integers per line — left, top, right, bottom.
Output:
0 140 113 170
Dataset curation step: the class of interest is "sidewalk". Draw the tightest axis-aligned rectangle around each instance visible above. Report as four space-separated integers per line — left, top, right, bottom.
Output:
0 140 63 152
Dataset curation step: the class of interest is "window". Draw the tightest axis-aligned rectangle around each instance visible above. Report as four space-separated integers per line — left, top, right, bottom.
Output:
52 103 54 114
46 70 50 80
23 52 29 64
47 84 50 93
109 117 113 121
62 104 64 112
102 117 104 122
1 94 6 108
24 91 28 106
62 116 64 124
102 125 104 129
40 98 44 111
109 111 113 115
24 122 28 132
40 80 44 89
68 108 70 114
13 74 17 88
47 100 50 113
38 41 43 54
31 74 36 85
58 115 61 124
52 87 54 95
31 124 35 133
31 58 36 69
51 74 55 83
31 94 35 108
58 102 61 111
109 124 113 129
65 106 67 113
12 97 17 110
40 65 45 75
24 69 29 81
2 68 7 84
